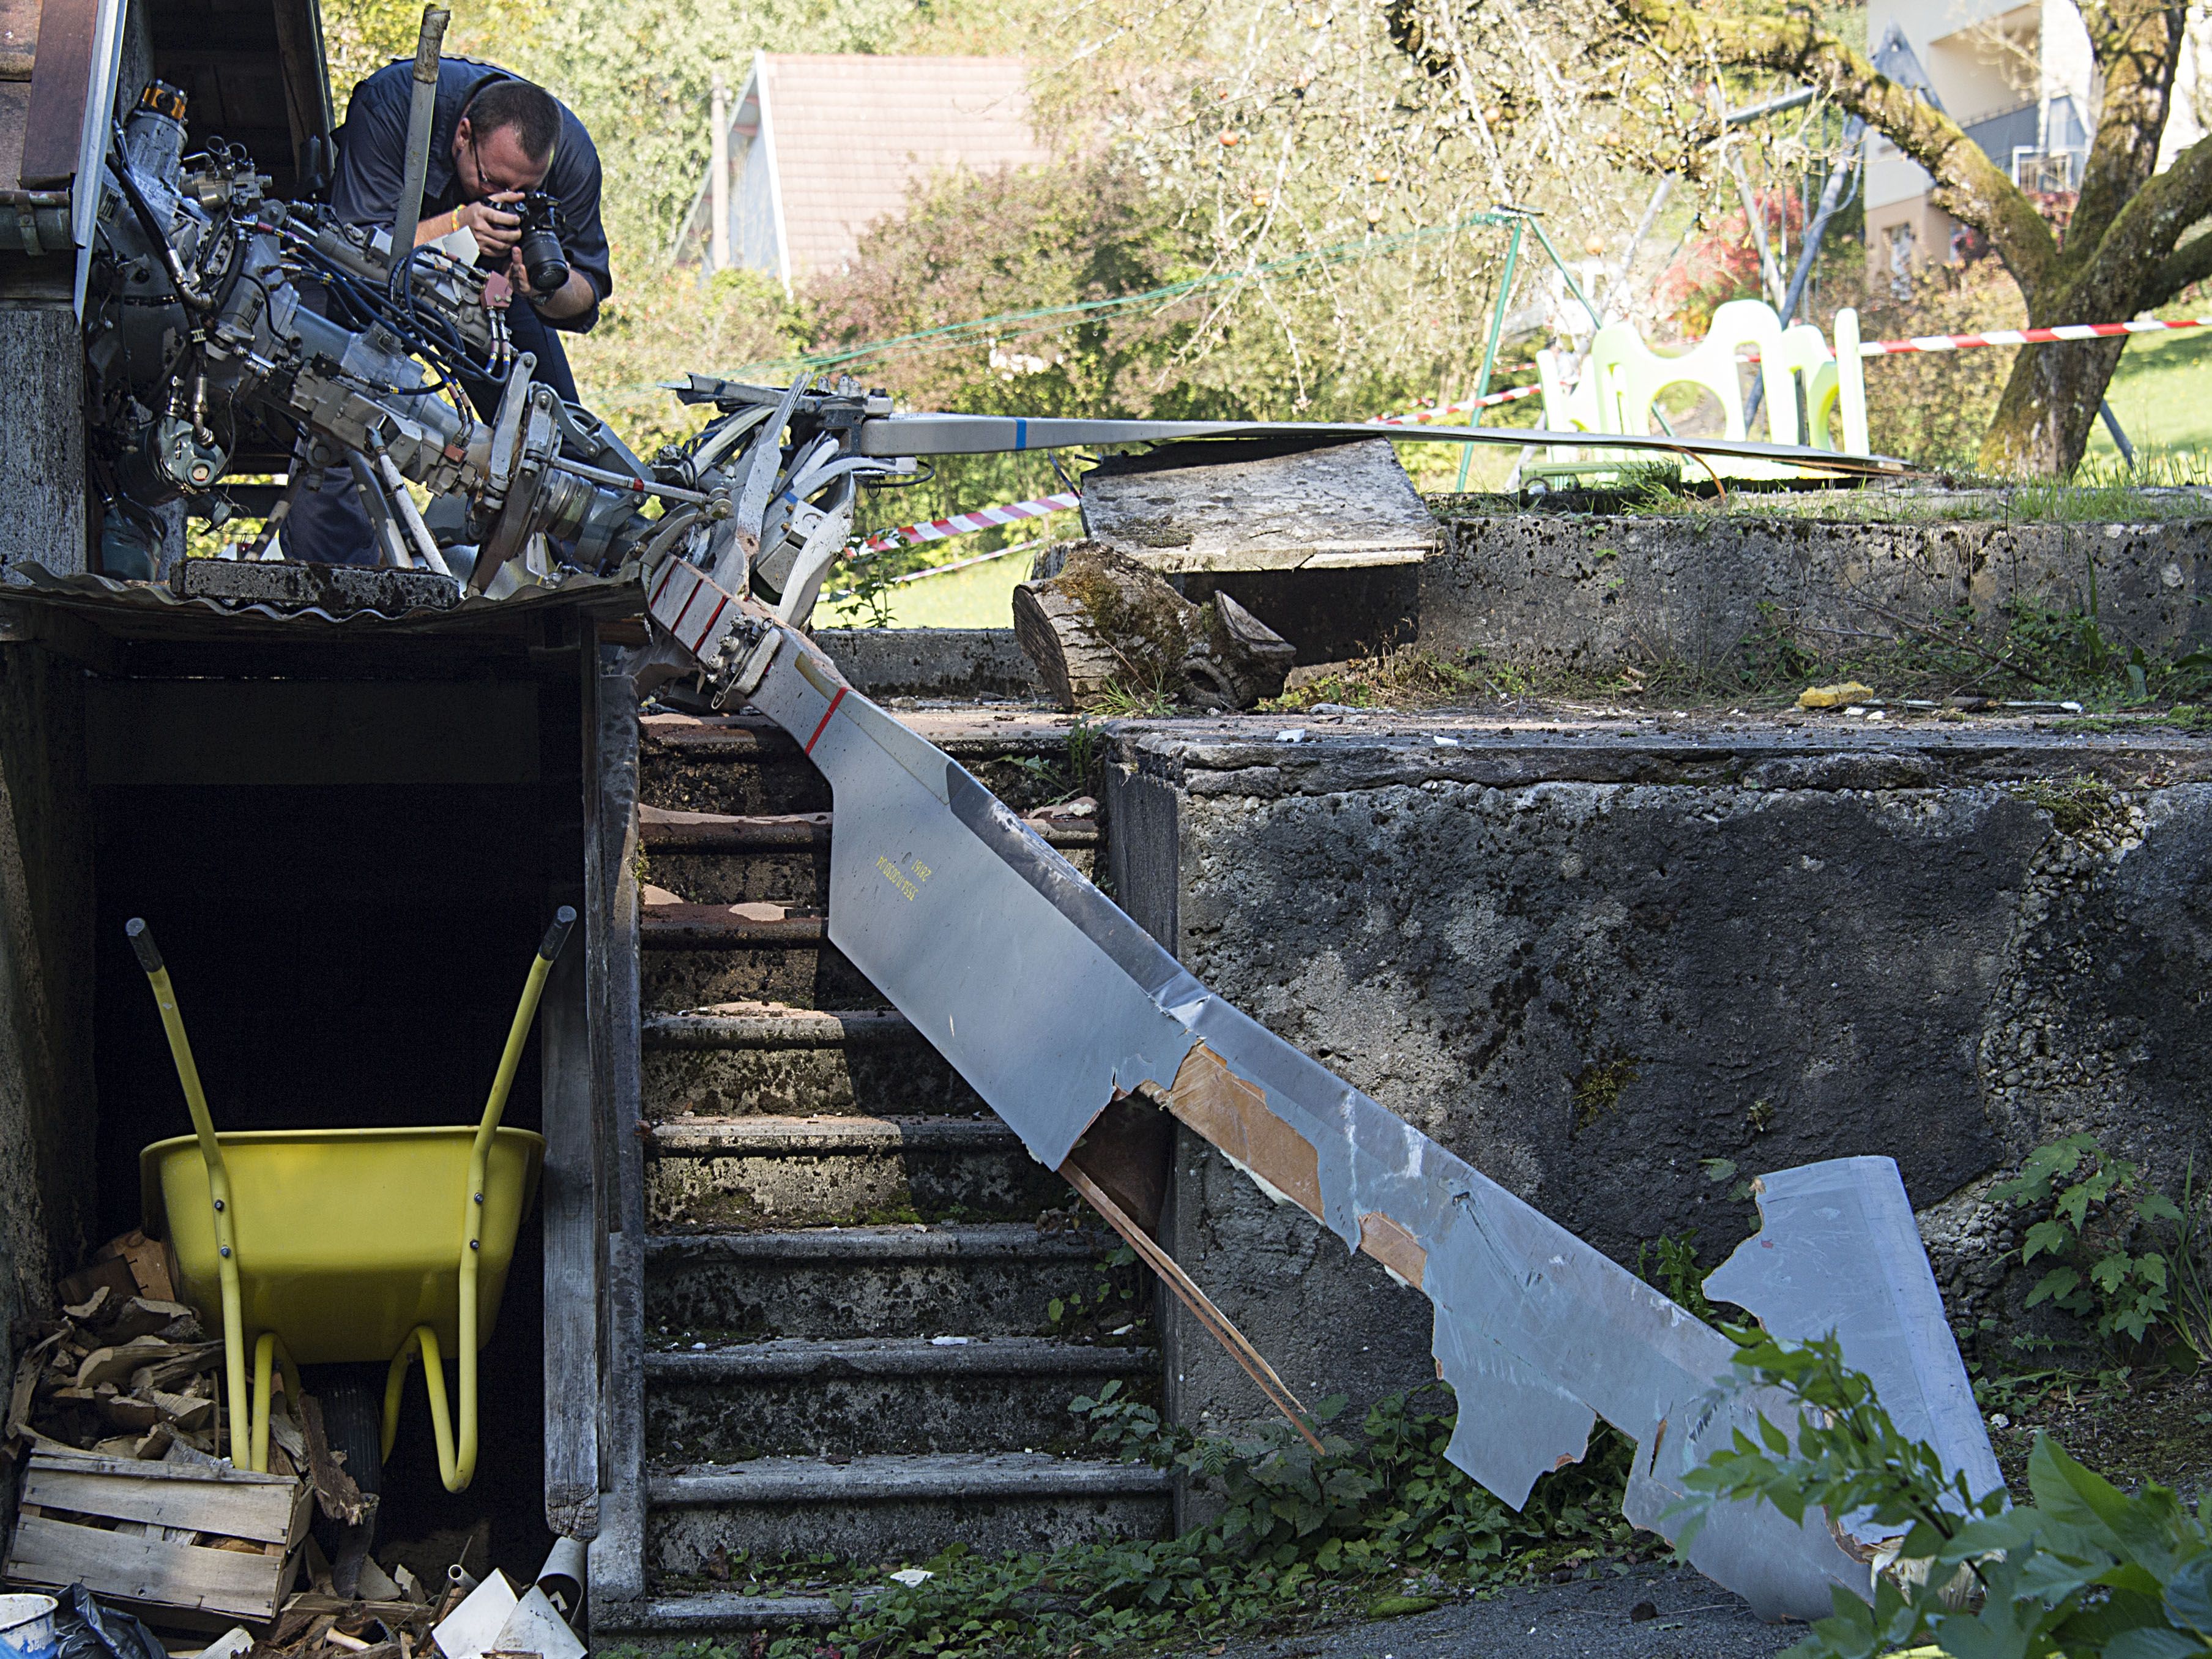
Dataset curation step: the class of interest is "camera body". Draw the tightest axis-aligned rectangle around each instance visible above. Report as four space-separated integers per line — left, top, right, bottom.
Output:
514 190 568 296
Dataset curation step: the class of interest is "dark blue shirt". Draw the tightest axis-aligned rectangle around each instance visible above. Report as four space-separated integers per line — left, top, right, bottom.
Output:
330 56 610 332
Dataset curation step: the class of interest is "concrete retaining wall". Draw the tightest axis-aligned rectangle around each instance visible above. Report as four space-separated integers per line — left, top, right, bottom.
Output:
1104 720 2212 1445
1420 513 2212 676
809 629 1040 699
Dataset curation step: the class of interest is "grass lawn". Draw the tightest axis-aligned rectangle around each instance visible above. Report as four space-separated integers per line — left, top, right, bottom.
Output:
2085 322 2212 463
814 540 1042 630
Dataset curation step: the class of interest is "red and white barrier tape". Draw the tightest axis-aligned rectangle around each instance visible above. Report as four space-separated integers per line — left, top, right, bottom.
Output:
1856 315 2212 354
860 489 1081 553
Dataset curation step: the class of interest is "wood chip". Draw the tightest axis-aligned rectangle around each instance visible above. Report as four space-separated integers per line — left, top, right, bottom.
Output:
95 1229 179 1303
153 1390 214 1433
106 1298 198 1344
130 1343 226 1394
299 1398 371 1527
63 1286 115 1325
79 1338 202 1391
97 1395 162 1432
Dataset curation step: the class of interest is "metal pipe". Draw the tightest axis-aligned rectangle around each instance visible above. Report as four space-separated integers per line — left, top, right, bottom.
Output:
1723 86 1816 127
390 6 450 275
370 438 456 576
347 450 415 568
125 920 251 1466
550 454 710 504
1459 218 1522 491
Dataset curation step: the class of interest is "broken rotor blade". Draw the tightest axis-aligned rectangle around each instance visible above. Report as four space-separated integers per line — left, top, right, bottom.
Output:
656 600 1997 1622
851 412 1907 476
712 376 810 591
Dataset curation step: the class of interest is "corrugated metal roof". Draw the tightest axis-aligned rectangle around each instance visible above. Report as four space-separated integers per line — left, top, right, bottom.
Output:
0 560 642 635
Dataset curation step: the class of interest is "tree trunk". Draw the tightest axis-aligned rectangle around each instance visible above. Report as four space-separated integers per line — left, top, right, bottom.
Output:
1012 540 1295 712
1976 327 2129 477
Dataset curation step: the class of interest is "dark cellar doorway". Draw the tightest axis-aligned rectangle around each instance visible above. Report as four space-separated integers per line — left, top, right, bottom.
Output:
83 669 585 1584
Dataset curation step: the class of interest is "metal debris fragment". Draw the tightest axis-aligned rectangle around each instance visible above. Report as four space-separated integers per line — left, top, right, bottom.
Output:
642 608 2006 1621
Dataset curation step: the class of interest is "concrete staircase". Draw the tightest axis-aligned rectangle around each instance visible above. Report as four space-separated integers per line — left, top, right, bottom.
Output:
596 709 1170 1639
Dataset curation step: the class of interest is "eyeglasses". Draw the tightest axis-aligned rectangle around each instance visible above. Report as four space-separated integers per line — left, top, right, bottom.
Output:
465 126 535 198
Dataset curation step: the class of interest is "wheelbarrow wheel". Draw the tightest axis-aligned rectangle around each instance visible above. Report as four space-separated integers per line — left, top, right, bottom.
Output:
304 1364 384 1595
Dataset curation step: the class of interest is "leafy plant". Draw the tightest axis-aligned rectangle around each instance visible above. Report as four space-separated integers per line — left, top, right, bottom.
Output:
1636 1231 1721 1327
1992 1134 2181 1348
1675 1328 2212 1659
2166 1161 2212 1368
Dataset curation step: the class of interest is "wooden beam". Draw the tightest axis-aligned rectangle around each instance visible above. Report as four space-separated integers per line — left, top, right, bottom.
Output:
18 0 98 185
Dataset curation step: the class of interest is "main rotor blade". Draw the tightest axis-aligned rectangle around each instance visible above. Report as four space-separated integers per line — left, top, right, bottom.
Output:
852 412 1909 475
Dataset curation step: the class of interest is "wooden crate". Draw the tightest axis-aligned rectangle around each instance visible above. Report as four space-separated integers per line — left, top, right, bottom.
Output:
4 1453 310 1626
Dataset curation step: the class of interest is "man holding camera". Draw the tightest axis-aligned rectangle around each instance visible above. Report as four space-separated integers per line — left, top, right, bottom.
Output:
286 58 612 565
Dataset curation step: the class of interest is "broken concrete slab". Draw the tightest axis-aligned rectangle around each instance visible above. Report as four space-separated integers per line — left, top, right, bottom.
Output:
1083 438 1440 572
169 561 461 614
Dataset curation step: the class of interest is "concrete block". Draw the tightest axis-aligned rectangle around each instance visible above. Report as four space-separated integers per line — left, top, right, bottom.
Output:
810 628 1040 698
1421 512 2212 676
1107 720 2212 1436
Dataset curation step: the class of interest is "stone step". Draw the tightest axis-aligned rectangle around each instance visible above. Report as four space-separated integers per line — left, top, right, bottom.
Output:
641 935 884 1013
644 1336 1155 1462
646 1223 1116 1341
641 717 832 818
646 1115 1063 1230
646 1453 1174 1572
640 808 830 908
593 1593 850 1639
640 805 1098 908
641 806 836 852
638 710 1092 819
641 1005 985 1119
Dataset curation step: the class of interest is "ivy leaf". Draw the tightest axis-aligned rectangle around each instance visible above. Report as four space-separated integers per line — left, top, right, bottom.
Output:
2025 1266 2082 1309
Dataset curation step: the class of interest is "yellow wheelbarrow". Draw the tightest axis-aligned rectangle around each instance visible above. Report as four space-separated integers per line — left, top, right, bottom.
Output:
129 909 574 1492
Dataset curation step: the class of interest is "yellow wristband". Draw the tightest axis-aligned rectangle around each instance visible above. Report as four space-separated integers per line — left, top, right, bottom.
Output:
449 209 461 234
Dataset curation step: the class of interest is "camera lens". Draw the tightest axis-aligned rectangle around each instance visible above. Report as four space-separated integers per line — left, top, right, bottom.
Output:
519 226 568 295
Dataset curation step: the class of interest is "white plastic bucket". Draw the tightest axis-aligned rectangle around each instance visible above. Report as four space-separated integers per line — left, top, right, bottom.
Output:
0 1593 57 1659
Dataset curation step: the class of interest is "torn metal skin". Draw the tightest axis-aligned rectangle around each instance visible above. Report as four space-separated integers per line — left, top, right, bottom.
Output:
636 580 2001 1622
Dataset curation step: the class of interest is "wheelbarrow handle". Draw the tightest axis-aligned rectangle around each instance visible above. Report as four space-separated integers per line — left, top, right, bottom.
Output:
538 905 578 963
125 917 163 974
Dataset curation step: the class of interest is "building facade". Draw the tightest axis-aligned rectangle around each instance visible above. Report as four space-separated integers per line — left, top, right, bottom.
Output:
1866 0 2211 277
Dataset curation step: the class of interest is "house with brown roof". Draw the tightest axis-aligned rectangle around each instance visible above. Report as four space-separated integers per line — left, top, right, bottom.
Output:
674 51 1048 292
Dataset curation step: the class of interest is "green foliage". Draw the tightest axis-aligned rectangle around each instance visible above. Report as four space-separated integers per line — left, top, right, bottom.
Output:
676 1384 1633 1658
1993 1135 2183 1349
1676 1329 2212 1659
2167 1163 2212 1369
1636 1231 1721 1327
1044 1243 1143 1338
1737 601 1821 692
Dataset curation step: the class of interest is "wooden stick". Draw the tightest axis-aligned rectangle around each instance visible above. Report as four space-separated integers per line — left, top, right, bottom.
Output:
1059 1160 1325 1453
